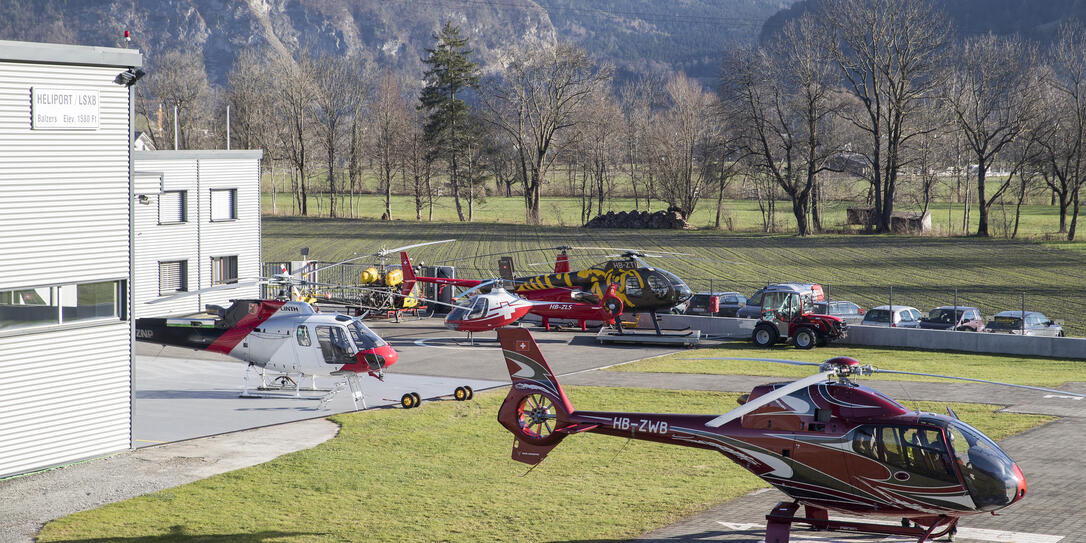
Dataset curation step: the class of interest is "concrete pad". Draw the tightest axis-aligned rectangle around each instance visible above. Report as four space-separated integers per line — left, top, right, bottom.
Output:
135 354 503 446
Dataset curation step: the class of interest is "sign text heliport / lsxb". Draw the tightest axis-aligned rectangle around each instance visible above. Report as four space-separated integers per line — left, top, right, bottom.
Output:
31 87 100 130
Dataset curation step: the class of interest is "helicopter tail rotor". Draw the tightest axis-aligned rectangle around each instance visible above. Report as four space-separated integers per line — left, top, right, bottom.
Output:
497 327 577 465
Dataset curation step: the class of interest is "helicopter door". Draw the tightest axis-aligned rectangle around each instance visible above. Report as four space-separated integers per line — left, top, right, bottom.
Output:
846 424 959 487
314 325 356 365
468 297 489 319
284 324 317 372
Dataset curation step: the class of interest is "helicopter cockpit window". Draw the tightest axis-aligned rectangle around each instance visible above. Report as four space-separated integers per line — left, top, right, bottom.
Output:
625 275 643 297
296 325 312 347
348 320 386 350
468 297 489 319
852 425 956 483
645 274 669 298
315 325 355 364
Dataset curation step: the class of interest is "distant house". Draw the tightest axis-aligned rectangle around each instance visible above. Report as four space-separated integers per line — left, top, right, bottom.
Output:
827 152 869 178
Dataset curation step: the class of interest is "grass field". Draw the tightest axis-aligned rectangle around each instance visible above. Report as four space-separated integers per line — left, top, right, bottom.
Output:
38 387 1052 543
262 217 1086 337
263 191 1084 242
616 344 1086 387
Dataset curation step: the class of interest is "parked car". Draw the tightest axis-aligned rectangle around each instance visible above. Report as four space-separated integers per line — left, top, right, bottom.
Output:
684 291 746 317
919 306 984 331
861 305 922 328
983 311 1065 337
737 283 825 319
813 300 866 325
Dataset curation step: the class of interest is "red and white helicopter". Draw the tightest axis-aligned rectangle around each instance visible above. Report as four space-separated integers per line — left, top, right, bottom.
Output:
495 327 1084 542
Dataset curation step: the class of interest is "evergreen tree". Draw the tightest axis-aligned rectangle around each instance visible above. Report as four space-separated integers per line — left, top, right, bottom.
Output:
419 22 480 222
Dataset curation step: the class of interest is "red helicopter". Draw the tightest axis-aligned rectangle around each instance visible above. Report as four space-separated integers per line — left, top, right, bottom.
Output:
401 247 693 334
495 327 1083 542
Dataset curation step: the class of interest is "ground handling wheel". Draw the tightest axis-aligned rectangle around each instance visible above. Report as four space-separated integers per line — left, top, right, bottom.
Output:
411 392 421 406
752 323 779 348
793 327 818 349
400 393 417 409
455 386 469 401
464 386 473 400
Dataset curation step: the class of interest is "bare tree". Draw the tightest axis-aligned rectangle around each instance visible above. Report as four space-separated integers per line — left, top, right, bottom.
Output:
136 49 217 150
580 88 624 217
821 0 949 232
722 15 839 236
648 72 721 218
312 53 366 218
619 77 661 210
480 43 613 224
1036 22 1086 240
270 54 318 215
943 34 1040 237
372 70 409 220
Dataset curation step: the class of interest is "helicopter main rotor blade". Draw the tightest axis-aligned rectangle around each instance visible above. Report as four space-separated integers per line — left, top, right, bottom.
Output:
685 357 823 367
866 368 1086 398
145 279 264 304
310 239 456 274
705 370 837 428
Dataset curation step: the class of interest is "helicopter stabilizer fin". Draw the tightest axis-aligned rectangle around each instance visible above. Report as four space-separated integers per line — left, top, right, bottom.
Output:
400 252 417 298
497 327 576 465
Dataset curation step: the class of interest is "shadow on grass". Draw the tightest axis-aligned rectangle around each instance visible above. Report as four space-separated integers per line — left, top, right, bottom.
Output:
47 525 326 543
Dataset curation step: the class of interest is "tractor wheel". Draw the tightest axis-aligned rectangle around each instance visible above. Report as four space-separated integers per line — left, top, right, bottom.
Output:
454 386 469 401
793 327 818 350
400 393 416 409
464 386 474 400
752 324 779 348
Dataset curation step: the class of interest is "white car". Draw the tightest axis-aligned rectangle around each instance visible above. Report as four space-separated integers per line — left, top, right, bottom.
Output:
861 305 922 328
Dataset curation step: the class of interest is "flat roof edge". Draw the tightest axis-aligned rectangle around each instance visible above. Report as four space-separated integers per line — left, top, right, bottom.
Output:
0 40 143 68
134 150 265 160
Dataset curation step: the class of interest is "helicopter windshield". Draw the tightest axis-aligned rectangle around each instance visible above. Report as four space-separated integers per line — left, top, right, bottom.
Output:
348 320 386 350
446 303 472 322
943 419 1020 511
658 269 692 302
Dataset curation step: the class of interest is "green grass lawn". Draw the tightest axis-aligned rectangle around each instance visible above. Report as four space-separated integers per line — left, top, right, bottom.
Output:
262 217 1086 337
37 387 1052 543
616 344 1086 388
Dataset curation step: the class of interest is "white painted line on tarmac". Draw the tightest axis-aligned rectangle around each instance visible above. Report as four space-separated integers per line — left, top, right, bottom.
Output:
715 518 1063 543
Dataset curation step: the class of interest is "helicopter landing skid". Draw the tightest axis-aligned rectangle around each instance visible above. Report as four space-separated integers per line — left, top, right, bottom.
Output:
764 501 959 543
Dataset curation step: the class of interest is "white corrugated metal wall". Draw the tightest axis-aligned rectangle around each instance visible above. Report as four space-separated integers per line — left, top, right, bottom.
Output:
0 42 140 478
133 152 262 317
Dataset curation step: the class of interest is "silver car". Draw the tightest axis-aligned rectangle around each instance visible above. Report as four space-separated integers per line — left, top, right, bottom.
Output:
861 305 922 328
983 311 1065 337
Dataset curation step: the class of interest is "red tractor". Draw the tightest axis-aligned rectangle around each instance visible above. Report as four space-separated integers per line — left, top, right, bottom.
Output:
750 283 846 349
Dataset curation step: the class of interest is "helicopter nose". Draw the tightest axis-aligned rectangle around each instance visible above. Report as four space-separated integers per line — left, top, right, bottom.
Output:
1011 463 1027 504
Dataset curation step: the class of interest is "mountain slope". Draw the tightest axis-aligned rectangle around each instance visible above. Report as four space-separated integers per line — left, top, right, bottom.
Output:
0 0 791 85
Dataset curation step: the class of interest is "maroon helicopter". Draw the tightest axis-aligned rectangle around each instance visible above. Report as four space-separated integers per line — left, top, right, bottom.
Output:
495 327 1081 542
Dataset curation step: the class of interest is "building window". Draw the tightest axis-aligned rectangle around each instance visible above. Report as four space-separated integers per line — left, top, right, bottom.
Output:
0 281 124 332
159 190 186 224
211 256 239 285
159 260 188 295
210 188 237 221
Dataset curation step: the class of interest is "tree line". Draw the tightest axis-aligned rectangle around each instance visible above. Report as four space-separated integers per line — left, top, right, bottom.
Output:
134 0 1086 240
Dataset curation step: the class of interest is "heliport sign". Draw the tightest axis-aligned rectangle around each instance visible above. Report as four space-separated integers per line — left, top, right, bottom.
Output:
31 87 99 130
